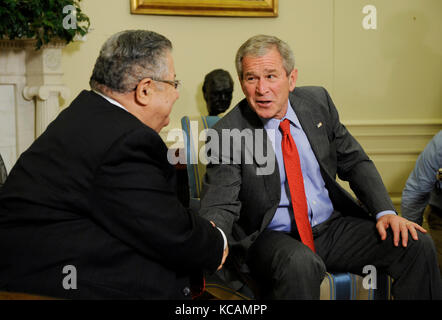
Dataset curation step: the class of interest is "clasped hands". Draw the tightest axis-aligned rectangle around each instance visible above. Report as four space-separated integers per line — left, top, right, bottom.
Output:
377 214 427 247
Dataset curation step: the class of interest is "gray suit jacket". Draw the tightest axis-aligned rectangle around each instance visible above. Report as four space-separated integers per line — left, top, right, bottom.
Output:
200 86 395 261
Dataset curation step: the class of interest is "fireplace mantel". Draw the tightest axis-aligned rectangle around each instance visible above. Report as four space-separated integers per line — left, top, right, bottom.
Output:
0 39 69 172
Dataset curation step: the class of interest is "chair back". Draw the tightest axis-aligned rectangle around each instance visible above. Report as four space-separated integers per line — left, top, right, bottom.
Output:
181 115 221 199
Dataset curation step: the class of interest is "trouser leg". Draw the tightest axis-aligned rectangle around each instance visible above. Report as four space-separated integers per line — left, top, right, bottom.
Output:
247 229 326 299
314 214 442 300
428 206 442 276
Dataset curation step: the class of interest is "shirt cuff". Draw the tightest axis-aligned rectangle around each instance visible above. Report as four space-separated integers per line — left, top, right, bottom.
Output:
216 227 228 250
376 210 397 220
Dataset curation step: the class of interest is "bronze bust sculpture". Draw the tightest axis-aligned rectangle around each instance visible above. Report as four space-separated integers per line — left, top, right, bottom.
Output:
202 69 234 116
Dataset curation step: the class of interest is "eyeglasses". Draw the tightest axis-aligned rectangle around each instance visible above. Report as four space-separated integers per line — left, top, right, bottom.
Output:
132 78 181 91
152 78 181 89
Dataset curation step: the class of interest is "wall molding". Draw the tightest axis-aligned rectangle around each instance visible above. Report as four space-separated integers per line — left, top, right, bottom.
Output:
340 119 442 210
343 119 441 155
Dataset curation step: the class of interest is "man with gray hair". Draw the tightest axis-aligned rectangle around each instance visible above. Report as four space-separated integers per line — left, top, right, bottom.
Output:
0 30 227 299
200 34 442 299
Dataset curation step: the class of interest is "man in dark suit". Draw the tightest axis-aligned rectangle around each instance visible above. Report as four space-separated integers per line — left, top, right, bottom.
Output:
199 34 442 299
0 30 227 299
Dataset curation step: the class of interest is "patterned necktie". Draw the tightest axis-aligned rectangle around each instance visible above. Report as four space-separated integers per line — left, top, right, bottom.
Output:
279 119 315 252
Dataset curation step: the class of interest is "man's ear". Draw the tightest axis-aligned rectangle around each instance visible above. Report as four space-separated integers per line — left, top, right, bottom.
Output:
134 78 153 106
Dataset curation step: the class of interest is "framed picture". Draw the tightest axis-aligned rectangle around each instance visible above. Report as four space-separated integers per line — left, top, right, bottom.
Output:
130 0 278 17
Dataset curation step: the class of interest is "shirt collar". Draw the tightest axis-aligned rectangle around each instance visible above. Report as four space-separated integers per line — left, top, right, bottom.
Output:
261 100 301 130
93 90 129 113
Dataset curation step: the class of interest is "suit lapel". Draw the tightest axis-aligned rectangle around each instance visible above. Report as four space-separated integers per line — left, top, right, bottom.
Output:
240 101 281 203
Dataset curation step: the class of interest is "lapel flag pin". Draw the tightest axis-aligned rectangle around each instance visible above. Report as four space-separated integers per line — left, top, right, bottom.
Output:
317 122 323 128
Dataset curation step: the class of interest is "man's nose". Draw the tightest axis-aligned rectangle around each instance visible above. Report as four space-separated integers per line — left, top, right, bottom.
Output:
256 79 269 94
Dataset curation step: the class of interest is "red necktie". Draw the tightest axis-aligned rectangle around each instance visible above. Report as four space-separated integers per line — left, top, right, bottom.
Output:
279 119 315 252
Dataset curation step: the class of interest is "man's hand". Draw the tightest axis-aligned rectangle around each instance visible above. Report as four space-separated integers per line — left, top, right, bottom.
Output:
376 214 427 247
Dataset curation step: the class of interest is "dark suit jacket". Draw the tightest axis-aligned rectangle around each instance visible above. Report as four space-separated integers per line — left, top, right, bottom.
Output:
200 86 394 263
0 153 6 187
0 90 224 299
